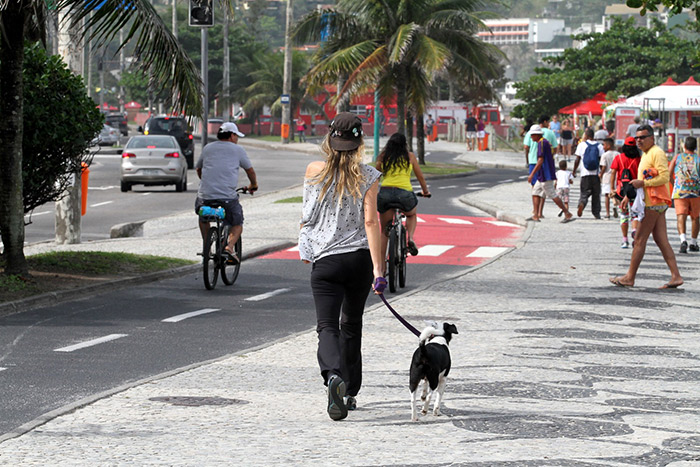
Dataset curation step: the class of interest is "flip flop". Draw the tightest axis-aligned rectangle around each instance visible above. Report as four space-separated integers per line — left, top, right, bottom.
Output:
660 282 683 289
526 217 541 222
609 277 633 288
560 217 575 224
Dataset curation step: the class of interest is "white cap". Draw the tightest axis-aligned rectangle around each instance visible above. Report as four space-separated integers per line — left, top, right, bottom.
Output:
529 124 543 135
219 121 245 137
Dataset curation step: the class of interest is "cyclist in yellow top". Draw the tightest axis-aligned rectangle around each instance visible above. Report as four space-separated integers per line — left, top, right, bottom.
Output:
376 133 430 266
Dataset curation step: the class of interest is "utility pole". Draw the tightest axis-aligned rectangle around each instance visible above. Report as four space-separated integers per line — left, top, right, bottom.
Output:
222 6 230 121
172 0 178 112
201 28 209 147
281 0 293 144
56 10 85 244
119 27 125 114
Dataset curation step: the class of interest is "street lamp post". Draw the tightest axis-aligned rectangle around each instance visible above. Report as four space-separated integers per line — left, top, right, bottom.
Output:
281 0 293 144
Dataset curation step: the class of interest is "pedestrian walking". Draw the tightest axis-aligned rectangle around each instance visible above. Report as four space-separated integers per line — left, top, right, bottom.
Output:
600 137 618 219
296 117 307 143
550 115 561 154
298 112 385 421
560 119 574 160
465 113 478 151
609 137 641 249
668 136 700 253
526 125 574 223
572 128 604 219
610 125 683 289
555 160 573 215
425 114 436 143
524 116 559 219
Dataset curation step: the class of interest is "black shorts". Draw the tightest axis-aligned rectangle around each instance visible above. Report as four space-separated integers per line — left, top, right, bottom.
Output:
377 187 418 213
195 197 244 227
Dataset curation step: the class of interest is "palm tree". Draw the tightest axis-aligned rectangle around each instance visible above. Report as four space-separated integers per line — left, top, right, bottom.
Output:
293 0 503 143
237 50 319 137
0 0 216 276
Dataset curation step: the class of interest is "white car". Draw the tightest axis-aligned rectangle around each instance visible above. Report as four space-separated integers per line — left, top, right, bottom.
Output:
120 135 188 192
92 124 120 146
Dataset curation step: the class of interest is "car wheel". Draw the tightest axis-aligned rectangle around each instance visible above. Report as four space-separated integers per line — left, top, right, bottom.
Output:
175 173 185 192
120 181 131 192
186 153 194 170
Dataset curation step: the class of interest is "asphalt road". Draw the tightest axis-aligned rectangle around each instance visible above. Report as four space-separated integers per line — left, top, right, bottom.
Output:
24 140 326 244
1 168 526 436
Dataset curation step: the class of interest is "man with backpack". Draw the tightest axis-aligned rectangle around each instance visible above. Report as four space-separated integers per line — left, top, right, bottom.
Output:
609 137 642 248
572 128 604 219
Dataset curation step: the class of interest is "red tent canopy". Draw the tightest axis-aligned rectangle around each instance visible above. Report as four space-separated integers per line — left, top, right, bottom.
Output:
558 92 609 116
125 101 142 109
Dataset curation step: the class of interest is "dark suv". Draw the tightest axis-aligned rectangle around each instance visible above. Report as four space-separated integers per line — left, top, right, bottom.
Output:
140 116 195 168
105 113 129 136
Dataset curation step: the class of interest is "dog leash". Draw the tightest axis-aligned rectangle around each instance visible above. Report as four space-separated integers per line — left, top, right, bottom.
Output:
378 292 421 337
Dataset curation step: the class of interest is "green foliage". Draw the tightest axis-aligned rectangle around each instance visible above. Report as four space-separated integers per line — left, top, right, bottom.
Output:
627 0 700 16
22 43 104 214
513 18 698 121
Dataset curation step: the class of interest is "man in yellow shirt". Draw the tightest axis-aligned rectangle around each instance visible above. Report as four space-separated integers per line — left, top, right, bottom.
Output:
610 125 683 289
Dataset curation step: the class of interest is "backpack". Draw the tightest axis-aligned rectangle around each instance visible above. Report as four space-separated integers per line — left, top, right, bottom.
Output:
619 167 636 200
582 141 600 171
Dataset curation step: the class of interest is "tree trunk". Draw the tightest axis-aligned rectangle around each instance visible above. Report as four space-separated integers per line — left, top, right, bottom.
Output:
395 66 407 137
416 114 425 164
406 112 414 153
56 9 85 245
0 7 29 275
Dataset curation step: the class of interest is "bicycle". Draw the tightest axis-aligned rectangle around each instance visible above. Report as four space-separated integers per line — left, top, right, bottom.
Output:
198 187 250 290
384 193 430 293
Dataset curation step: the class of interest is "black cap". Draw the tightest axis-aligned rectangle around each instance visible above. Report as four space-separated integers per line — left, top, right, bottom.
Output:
329 112 363 151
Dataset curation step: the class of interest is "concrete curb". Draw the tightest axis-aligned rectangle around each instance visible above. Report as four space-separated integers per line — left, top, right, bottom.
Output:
458 194 529 227
0 240 296 319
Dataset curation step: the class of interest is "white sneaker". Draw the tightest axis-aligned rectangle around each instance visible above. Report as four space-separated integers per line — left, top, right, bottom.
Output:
621 241 629 249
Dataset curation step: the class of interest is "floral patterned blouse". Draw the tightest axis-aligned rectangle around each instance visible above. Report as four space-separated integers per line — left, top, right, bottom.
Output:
299 164 381 263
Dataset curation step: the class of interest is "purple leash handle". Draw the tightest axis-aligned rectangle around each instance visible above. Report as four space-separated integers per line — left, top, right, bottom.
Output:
379 293 421 337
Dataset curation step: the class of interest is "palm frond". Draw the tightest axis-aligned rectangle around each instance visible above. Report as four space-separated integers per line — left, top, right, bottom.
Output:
388 23 419 63
56 0 210 116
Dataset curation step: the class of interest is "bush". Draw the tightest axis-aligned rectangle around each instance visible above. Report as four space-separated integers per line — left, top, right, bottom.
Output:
22 43 104 213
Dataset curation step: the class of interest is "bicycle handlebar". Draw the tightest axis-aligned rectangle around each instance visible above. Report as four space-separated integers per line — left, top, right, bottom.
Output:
416 192 432 198
236 187 255 195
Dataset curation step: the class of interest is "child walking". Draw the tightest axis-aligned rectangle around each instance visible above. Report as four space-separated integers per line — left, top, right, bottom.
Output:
555 160 573 215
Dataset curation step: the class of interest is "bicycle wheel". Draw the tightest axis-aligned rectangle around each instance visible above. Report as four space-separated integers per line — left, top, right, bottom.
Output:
398 222 407 288
221 235 242 286
388 227 398 293
203 228 220 290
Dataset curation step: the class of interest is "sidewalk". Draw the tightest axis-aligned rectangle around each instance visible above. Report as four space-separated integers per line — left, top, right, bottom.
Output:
3 140 700 465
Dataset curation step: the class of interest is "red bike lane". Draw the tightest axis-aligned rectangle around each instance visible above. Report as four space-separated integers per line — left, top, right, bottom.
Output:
261 214 524 267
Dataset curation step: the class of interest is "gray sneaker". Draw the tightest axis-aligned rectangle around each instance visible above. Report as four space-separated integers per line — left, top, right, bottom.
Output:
327 375 348 421
345 396 357 411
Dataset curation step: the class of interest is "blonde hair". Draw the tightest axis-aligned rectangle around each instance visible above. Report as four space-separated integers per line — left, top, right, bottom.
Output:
311 135 365 203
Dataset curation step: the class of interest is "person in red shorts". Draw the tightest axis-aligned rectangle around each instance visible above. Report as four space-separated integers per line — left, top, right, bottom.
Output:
609 137 642 249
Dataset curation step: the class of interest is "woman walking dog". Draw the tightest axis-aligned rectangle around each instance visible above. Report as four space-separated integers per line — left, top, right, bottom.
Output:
299 113 386 420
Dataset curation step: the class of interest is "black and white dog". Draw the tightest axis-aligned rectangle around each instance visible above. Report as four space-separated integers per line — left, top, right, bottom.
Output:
409 321 458 422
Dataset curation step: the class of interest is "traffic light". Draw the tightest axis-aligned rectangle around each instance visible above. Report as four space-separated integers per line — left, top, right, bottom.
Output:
189 0 214 27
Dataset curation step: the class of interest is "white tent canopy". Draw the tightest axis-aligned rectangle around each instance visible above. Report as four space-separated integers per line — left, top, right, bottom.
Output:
620 77 700 111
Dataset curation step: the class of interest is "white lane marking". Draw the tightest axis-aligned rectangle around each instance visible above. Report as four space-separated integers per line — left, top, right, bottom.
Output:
466 246 509 258
88 186 117 191
245 288 293 302
141 192 151 196
438 185 458 189
416 216 426 223
162 308 220 323
287 245 300 252
501 179 514 183
438 217 473 225
518 175 528 179
470 182 486 185
90 201 114 208
483 220 518 227
27 211 51 217
466 187 481 190
54 334 128 353
418 245 454 256
0 367 7 372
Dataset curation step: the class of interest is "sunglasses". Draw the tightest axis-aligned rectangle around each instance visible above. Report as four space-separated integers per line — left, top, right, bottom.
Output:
634 134 652 140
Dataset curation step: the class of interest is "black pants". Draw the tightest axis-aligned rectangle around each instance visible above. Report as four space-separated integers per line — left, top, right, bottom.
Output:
579 175 601 217
310 249 372 397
